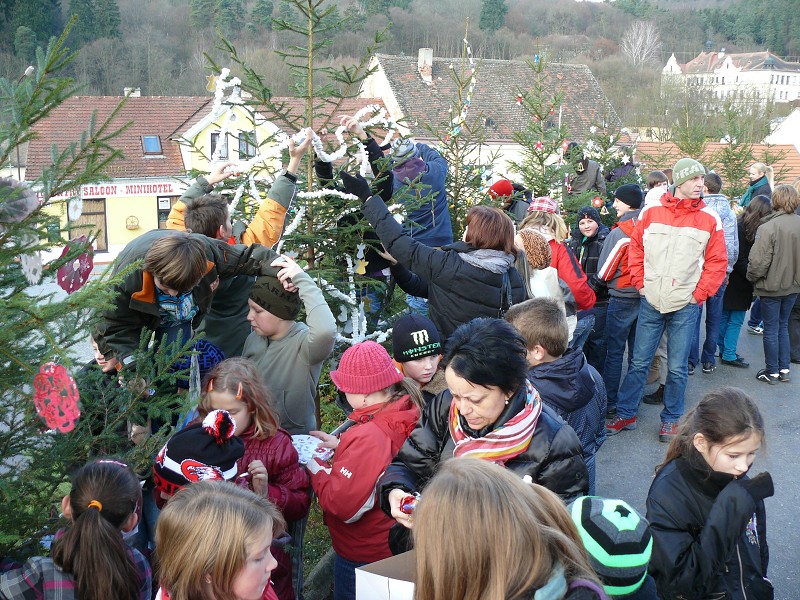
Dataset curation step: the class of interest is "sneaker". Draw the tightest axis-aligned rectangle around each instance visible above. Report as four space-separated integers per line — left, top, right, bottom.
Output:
779 370 791 383
721 356 749 368
701 361 716 374
748 325 764 335
606 415 637 435
756 369 779 385
688 363 695 375
659 421 678 443
642 384 664 405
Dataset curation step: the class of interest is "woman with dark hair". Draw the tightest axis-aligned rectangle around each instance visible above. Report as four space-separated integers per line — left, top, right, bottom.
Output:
747 184 800 384
341 172 526 340
719 195 772 368
376 317 588 539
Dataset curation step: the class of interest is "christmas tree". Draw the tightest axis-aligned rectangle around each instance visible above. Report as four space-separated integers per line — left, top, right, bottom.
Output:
0 22 189 557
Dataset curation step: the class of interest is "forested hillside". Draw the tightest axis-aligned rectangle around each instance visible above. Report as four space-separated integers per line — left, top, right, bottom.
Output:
0 0 797 126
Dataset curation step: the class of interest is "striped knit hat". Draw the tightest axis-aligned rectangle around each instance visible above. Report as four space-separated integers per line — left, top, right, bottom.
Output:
569 497 653 597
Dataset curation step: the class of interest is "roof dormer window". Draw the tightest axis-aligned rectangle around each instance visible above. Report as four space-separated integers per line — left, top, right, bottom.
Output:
142 135 162 155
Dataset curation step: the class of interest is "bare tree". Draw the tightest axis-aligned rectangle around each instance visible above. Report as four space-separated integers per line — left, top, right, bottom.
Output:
620 20 662 66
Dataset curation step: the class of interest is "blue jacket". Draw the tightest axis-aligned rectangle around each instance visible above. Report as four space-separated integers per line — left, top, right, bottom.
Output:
527 349 606 466
392 143 453 247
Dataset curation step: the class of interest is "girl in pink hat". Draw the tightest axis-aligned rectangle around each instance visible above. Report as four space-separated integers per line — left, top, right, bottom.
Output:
307 341 422 600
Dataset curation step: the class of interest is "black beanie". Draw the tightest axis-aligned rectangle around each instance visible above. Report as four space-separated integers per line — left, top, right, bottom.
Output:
392 314 442 362
153 410 244 497
576 206 602 227
614 184 643 209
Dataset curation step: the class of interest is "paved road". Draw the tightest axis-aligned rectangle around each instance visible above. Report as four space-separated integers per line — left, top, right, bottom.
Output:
596 324 800 597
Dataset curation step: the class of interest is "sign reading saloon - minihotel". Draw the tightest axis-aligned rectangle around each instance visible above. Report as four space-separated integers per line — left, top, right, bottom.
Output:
39 178 186 200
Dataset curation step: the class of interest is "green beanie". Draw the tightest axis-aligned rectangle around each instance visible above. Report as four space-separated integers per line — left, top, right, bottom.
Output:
672 158 706 187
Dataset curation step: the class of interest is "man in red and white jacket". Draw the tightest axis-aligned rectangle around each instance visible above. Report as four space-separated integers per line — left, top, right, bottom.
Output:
606 158 728 443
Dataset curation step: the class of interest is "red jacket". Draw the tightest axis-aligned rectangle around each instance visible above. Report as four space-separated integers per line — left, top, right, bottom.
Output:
549 240 596 311
307 397 419 563
238 426 311 600
629 192 727 312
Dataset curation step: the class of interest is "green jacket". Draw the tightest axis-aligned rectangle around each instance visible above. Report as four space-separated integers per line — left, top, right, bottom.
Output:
166 172 297 357
94 229 281 364
746 211 800 297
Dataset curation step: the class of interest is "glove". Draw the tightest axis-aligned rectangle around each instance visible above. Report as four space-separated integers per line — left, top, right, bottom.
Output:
341 172 372 203
373 171 394 204
740 471 774 502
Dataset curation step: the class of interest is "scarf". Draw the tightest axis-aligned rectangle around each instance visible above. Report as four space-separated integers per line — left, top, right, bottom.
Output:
448 381 542 463
458 248 515 274
740 175 768 208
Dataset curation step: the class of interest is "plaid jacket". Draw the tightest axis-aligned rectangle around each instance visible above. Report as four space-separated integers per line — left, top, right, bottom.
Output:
0 549 151 600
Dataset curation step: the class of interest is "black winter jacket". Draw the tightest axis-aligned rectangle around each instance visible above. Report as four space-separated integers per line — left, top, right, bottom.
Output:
646 455 772 600
362 196 526 340
723 219 754 312
377 383 589 515
569 225 610 304
527 349 606 467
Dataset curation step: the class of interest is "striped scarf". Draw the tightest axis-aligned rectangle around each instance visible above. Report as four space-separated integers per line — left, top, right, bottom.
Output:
448 381 542 464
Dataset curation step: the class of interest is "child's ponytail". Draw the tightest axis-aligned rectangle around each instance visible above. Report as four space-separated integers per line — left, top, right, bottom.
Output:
50 461 142 600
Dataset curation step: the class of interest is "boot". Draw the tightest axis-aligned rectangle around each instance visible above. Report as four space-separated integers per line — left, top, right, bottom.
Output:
642 384 664 405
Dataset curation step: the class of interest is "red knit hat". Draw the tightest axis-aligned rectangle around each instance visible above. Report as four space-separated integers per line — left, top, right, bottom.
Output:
330 341 403 394
488 179 514 199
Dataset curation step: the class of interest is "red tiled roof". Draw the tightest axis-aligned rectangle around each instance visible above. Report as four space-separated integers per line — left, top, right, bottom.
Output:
26 95 388 181
372 53 620 143
635 141 800 186
25 96 212 180
681 51 800 74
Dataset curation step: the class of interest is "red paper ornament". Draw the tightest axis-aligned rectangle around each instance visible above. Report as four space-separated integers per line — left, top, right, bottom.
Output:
32 362 80 432
535 141 544 150
561 140 569 152
56 236 94 294
592 196 604 208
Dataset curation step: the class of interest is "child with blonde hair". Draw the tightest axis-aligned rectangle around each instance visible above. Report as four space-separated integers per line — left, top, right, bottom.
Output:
199 358 311 600
155 481 285 600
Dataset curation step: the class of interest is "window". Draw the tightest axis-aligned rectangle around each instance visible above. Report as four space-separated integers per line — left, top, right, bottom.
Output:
210 132 228 159
238 131 257 159
157 196 179 229
142 135 162 155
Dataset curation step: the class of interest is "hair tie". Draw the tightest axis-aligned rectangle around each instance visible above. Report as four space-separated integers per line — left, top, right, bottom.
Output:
87 499 103 511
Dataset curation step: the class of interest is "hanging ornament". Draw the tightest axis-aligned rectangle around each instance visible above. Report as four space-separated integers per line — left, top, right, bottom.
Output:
561 140 569 152
67 198 82 221
532 115 540 122
592 196 604 209
356 243 366 260
56 236 94 294
206 74 218 92
0 178 39 224
355 259 368 275
32 362 80 433
600 205 610 216
20 253 43 285
516 94 523 106
337 305 348 323
535 141 544 151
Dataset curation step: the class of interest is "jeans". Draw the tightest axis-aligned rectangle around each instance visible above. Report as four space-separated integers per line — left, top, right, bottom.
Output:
579 304 608 373
133 480 160 554
569 314 595 353
760 294 798 373
287 515 309 599
748 297 762 328
406 294 428 316
333 553 369 600
616 299 699 423
602 296 639 409
789 295 800 362
718 310 746 361
690 281 726 367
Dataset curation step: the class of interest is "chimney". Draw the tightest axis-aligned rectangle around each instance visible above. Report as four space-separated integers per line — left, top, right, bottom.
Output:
418 48 433 84
123 87 141 97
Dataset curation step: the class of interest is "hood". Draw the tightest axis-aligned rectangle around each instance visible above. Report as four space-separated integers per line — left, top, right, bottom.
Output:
528 348 594 412
659 190 705 214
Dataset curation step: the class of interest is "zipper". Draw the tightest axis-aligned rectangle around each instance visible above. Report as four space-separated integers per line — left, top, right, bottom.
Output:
736 544 746 598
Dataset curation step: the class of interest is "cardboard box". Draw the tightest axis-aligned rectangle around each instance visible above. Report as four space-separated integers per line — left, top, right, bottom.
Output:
355 550 415 599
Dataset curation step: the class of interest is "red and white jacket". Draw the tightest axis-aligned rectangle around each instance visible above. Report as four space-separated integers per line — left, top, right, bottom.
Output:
307 397 419 563
629 191 727 313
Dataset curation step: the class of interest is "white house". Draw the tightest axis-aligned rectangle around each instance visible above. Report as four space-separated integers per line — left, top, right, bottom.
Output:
662 50 800 106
